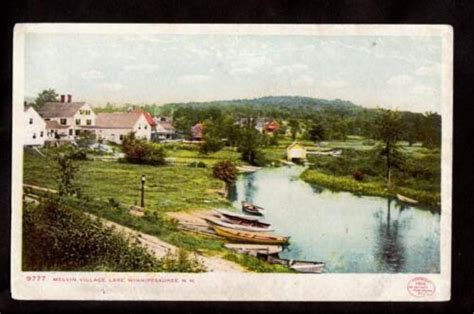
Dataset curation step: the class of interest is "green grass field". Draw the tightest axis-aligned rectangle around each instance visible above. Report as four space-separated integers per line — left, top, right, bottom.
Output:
24 149 230 212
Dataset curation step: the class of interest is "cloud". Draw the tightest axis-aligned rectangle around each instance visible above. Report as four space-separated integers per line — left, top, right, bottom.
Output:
415 63 440 77
386 74 413 86
275 63 309 75
123 63 159 72
322 80 348 89
99 83 124 92
411 84 437 96
229 67 254 76
81 70 104 80
291 74 315 87
176 74 211 84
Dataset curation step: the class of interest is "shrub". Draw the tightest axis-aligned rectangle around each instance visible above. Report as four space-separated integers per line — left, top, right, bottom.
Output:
22 198 207 272
22 199 162 271
68 148 88 160
212 160 238 183
353 170 365 181
122 132 166 165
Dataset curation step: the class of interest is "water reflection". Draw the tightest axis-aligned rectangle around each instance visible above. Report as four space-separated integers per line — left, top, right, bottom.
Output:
244 174 257 203
374 198 405 272
229 166 440 273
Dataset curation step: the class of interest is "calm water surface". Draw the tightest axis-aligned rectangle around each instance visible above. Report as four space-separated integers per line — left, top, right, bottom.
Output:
228 166 440 273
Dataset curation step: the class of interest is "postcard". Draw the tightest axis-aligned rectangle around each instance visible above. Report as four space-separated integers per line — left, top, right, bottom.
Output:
11 24 452 301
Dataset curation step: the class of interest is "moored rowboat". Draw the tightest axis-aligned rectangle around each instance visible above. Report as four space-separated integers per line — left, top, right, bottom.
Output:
214 209 260 221
222 215 271 229
212 225 290 245
204 217 273 232
396 193 419 204
224 243 283 256
242 201 264 216
265 255 325 273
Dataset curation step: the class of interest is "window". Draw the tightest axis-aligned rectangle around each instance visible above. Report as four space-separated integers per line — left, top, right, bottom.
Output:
29 118 33 124
60 118 67 125
75 129 80 136
87 110 91 115
119 134 124 140
75 119 81 125
69 129 73 136
40 131 44 137
144 125 148 130
86 119 92 125
79 110 83 115
138 125 141 130
32 133 36 139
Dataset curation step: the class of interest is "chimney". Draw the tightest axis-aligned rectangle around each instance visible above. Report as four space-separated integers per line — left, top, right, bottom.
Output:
67 94 72 103
60 95 65 103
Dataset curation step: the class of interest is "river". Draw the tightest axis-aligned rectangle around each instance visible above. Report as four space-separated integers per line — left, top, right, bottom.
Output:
228 166 440 273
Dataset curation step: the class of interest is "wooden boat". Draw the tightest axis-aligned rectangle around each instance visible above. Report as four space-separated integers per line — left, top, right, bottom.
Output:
204 217 273 233
222 215 271 229
214 209 260 221
236 165 262 173
212 226 290 245
265 255 325 273
289 261 325 273
224 244 283 256
242 201 264 216
396 193 419 205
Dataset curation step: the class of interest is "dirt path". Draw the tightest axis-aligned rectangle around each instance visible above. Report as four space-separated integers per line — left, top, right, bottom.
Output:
90 214 245 273
22 185 245 273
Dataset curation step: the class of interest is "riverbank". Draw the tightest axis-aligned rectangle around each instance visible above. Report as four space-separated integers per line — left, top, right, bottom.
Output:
300 169 440 209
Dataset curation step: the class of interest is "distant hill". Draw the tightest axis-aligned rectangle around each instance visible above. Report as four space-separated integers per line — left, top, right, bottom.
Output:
161 96 363 112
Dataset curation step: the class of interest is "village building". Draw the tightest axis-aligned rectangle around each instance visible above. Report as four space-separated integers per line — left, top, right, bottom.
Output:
153 117 176 141
191 122 204 141
37 94 96 140
90 112 152 144
236 117 279 134
23 106 47 146
264 120 280 134
286 142 307 162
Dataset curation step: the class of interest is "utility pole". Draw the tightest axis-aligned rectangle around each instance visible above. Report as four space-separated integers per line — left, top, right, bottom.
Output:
141 174 146 208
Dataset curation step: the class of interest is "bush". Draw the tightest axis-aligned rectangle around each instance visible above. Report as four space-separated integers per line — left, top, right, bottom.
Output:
22 199 162 271
22 198 208 272
353 170 365 181
122 132 166 165
212 160 238 183
68 148 88 160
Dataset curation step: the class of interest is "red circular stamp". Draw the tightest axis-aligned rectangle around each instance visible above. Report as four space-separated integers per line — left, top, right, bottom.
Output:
407 277 436 297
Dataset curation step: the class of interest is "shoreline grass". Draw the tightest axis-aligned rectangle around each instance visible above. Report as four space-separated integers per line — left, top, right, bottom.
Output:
300 169 440 209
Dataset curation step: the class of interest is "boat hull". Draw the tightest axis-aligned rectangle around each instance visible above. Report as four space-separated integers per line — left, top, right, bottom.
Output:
204 217 273 232
396 193 419 204
214 209 260 221
212 226 289 245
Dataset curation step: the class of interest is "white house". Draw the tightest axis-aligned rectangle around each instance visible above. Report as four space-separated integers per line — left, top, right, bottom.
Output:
24 106 47 146
38 95 96 140
91 112 152 144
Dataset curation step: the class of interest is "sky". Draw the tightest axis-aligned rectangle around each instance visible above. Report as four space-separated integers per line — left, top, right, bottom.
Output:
24 33 442 113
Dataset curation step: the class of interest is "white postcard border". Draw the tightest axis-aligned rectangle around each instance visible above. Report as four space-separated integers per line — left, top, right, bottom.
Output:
11 23 453 301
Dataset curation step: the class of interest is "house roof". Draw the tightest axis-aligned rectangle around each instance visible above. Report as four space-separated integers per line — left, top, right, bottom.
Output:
191 122 204 138
131 108 156 126
156 120 175 131
287 142 305 151
38 102 87 118
46 120 69 129
95 112 146 129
